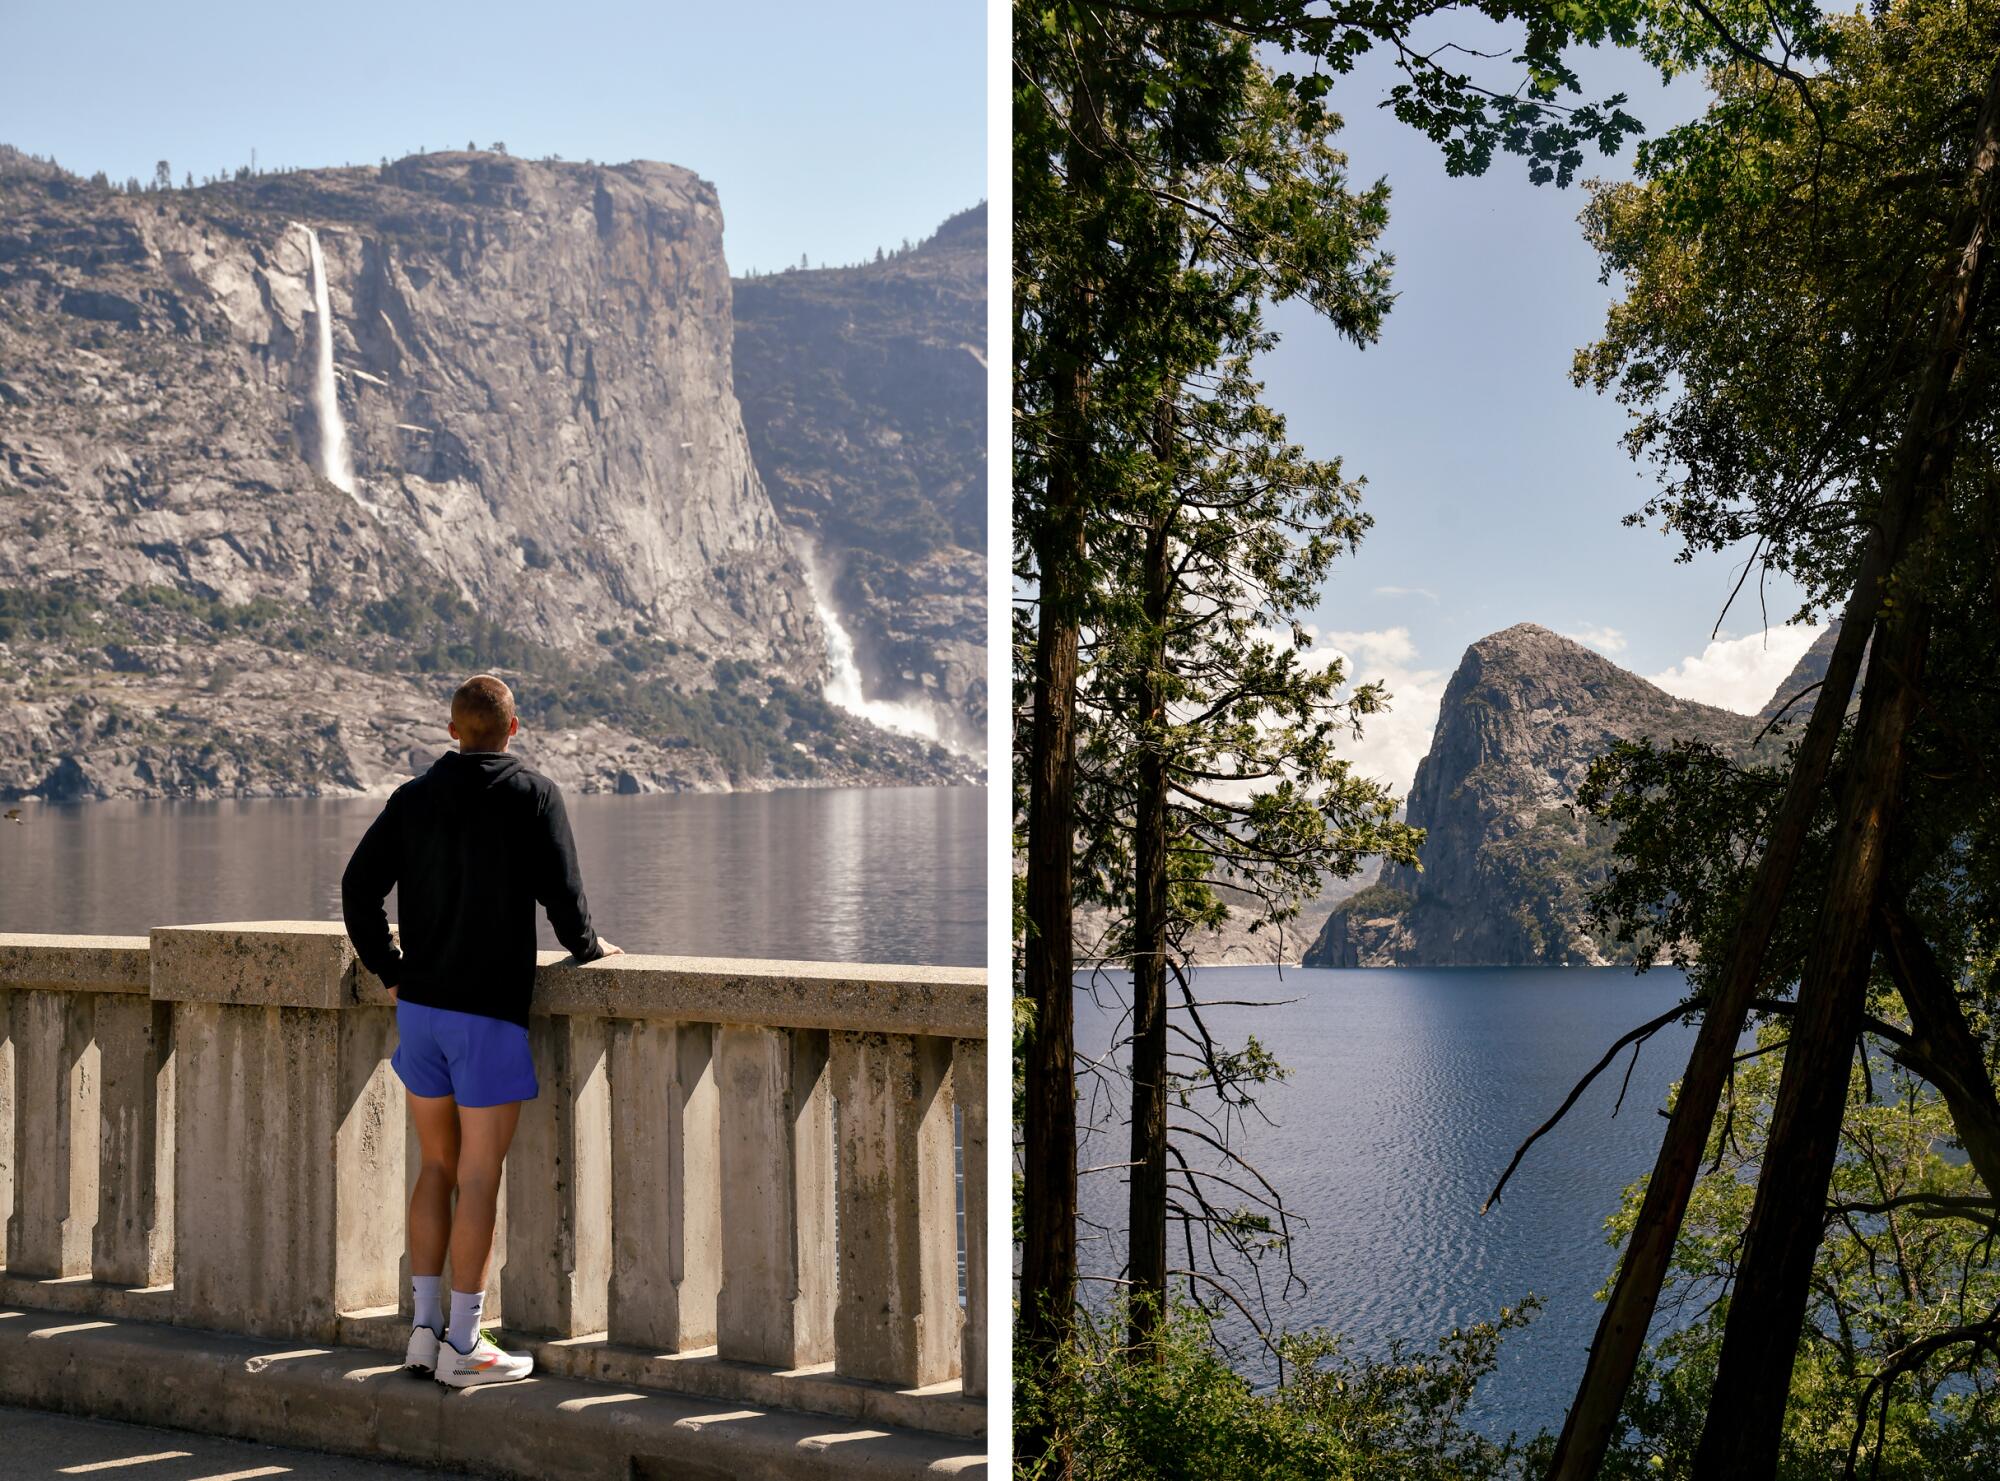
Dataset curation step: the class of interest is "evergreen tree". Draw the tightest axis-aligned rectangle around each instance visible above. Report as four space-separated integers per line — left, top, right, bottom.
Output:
1061 50 1420 1351
1016 1 1646 1468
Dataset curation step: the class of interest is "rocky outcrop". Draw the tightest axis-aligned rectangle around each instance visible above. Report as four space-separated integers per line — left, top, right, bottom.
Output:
1758 619 1846 723
0 149 973 797
732 205 986 748
1306 883 1416 968
1305 624 1763 967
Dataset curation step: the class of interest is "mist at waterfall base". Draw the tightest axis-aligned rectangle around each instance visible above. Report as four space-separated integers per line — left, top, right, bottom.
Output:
300 225 355 494
1074 963 1705 1441
799 545 966 753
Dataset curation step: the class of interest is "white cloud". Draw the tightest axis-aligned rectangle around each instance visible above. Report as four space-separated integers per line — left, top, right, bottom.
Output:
1562 624 1629 655
1648 624 1827 716
1319 625 1420 667
1293 625 1445 798
1372 585 1439 603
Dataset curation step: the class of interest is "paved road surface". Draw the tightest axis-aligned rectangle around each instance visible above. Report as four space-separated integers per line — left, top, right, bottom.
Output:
0 1407 493 1480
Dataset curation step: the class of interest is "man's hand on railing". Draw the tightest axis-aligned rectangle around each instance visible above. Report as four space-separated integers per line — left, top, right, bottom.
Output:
592 939 624 961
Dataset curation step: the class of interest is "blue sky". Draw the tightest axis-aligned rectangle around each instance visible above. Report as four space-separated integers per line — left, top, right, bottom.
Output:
0 0 985 275
3 8 1829 794
1260 39 1824 790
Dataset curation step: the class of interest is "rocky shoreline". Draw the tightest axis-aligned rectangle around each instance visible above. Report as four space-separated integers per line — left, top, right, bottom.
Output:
0 639 975 805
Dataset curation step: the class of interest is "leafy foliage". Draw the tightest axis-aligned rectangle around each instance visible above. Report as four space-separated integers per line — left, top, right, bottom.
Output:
1020 8 1426 1340
1017 1295 1544 1480
1562 4 2000 1458
1597 1029 2000 1479
1574 3 2000 620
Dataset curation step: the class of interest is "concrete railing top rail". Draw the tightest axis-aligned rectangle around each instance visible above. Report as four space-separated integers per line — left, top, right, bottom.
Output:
0 934 151 994
0 923 985 1039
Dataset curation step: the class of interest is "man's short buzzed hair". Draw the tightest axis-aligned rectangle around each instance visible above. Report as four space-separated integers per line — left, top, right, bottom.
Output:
452 674 516 751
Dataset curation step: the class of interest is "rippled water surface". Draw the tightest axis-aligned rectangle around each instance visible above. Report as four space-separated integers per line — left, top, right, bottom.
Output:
1077 963 1699 1439
0 785 985 967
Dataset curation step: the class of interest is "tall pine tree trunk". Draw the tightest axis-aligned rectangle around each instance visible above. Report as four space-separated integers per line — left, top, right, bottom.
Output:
1127 406 1174 1350
1019 358 1088 1481
1548 496 1878 1481
1550 52 2000 1479
1689 57 2000 1477
1020 54 1111 1471
1693 566 1936 1475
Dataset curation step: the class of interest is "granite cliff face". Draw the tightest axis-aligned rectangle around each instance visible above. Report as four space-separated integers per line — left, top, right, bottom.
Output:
0 147 967 798
732 205 986 750
1759 620 1844 722
1305 624 1762 967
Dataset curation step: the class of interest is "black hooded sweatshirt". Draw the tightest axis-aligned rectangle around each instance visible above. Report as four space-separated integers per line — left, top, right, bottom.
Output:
341 749 603 1027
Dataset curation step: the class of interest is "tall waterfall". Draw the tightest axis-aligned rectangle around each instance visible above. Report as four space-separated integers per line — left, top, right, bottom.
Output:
303 227 355 494
798 544 952 746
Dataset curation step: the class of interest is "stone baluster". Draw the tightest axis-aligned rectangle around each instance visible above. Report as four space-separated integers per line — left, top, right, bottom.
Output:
504 1013 611 1336
608 1017 720 1351
955 1038 987 1399
0 930 990 1419
5 988 97 1279
0 937 152 1282
715 1024 834 1368
830 1030 959 1387
92 995 174 1287
0 985 10 1271
152 922 403 1340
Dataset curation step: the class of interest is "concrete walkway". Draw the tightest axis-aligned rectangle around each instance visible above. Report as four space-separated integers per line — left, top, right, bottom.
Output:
0 1304 984 1480
0 1405 490 1478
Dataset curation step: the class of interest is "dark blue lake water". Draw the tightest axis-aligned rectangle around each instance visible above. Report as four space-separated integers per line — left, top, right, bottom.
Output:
1076 963 1701 1442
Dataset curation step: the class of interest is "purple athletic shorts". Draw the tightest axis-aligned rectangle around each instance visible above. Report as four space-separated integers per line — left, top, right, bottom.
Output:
391 1000 539 1107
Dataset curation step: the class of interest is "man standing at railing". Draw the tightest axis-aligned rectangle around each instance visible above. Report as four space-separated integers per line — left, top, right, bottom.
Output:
341 672 622 1389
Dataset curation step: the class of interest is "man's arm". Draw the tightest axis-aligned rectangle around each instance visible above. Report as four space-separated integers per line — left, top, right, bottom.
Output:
341 799 404 988
535 786 609 962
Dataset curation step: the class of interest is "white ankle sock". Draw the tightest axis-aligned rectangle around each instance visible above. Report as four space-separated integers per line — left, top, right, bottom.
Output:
411 1274 443 1335
446 1288 485 1354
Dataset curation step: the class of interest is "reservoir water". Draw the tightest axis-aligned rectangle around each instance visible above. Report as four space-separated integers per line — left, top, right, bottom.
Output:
1076 962 1702 1441
0 784 985 967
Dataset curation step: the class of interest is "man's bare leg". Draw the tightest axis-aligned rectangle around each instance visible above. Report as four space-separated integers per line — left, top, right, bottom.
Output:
407 1092 460 1282
435 1100 528 1382
449 1101 520 1293
403 1091 460 1368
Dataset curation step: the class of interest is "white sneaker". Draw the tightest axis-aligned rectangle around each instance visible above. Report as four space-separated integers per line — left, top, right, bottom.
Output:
435 1332 534 1388
404 1325 440 1374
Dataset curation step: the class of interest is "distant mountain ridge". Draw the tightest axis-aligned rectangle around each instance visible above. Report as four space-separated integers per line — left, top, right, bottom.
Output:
1760 620 1843 722
1304 623 1786 968
732 204 986 750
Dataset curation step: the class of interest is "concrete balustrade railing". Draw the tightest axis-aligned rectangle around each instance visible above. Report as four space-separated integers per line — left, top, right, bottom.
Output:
0 922 988 1437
